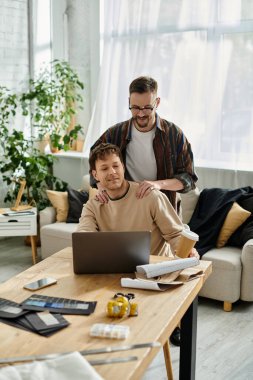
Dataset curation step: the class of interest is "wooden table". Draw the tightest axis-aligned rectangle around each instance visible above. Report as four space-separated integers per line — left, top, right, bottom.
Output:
0 208 38 264
0 248 212 379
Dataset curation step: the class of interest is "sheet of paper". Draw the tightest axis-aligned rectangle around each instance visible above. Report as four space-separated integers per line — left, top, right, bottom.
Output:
177 267 204 281
121 278 183 291
136 257 199 278
135 271 181 284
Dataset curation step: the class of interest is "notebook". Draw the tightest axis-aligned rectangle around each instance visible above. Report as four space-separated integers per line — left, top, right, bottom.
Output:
72 231 151 274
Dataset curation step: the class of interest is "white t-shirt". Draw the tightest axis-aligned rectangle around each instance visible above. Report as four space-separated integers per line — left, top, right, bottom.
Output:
126 126 157 181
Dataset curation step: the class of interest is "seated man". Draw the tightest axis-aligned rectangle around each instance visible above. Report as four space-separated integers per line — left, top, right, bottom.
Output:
77 142 198 259
77 143 199 347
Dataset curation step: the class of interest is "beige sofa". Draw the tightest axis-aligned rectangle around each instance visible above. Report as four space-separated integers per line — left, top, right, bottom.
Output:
40 175 253 311
40 175 91 259
180 189 253 311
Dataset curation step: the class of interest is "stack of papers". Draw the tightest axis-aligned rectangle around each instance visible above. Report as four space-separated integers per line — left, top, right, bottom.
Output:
121 257 203 291
136 257 199 278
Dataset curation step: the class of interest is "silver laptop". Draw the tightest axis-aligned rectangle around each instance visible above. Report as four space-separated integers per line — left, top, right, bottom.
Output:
72 231 151 274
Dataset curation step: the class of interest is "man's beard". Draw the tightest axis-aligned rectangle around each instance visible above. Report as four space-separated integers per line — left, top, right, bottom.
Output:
134 115 150 129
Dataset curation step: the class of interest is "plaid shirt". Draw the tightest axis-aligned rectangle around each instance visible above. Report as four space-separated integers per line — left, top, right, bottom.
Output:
91 114 198 213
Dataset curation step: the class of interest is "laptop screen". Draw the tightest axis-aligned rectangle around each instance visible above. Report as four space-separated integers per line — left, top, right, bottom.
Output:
72 231 151 274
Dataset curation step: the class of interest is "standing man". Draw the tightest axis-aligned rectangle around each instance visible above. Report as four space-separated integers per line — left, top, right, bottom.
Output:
90 76 198 215
90 77 198 345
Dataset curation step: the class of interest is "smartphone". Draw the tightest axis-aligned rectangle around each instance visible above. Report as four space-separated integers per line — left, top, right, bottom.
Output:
23 277 57 291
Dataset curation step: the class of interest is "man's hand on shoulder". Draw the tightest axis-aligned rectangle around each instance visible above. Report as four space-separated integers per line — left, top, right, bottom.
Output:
136 180 161 199
95 183 109 204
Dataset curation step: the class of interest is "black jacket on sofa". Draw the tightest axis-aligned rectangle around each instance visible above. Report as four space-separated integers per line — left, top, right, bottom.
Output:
189 187 253 257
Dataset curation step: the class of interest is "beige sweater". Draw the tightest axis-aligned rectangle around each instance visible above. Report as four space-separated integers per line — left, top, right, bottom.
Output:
77 182 183 256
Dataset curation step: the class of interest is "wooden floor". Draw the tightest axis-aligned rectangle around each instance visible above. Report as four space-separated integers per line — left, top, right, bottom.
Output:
1 237 253 380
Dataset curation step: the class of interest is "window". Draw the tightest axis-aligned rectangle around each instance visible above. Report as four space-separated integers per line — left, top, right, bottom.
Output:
30 0 52 76
88 0 253 170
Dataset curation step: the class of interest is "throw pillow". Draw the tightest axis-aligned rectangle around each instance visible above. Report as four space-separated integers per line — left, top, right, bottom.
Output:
216 202 251 248
180 188 200 224
66 187 89 223
46 190 68 222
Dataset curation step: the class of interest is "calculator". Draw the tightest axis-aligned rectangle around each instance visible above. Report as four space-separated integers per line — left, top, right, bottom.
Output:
21 294 97 315
0 298 28 319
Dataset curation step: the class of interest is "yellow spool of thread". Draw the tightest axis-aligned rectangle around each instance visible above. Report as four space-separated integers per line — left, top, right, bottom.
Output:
106 296 130 317
129 302 138 316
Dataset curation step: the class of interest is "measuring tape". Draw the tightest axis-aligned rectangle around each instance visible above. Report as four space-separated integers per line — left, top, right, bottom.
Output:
106 293 138 318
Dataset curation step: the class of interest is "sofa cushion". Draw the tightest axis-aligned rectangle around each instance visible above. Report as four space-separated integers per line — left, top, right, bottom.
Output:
41 222 77 239
216 202 251 248
180 188 200 224
81 174 91 192
40 223 77 259
46 188 89 224
46 190 68 222
66 187 89 223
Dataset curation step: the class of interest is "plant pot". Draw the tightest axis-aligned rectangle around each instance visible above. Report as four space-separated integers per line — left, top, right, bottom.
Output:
49 138 61 153
50 145 60 153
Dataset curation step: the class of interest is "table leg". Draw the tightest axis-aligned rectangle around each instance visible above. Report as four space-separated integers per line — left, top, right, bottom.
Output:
163 340 174 380
30 236 37 265
179 296 198 380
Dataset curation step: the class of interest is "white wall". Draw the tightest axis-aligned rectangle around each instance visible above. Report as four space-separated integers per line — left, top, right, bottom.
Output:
0 0 30 207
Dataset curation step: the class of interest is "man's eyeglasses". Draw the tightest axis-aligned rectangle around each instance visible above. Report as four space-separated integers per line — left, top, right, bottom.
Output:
129 99 157 115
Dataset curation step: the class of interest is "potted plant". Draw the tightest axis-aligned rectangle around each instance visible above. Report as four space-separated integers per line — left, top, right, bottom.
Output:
20 60 84 152
0 130 68 211
0 85 67 212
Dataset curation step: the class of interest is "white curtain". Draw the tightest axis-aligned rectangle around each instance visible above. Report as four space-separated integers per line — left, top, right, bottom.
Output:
84 0 253 172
